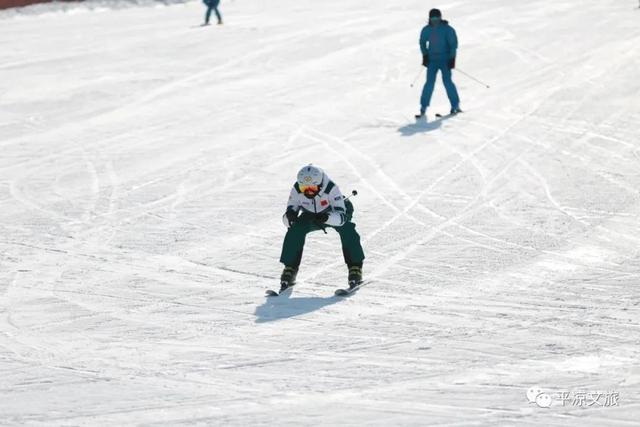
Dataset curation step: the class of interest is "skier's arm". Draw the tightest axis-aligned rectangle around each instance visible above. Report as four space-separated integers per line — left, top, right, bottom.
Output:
282 186 301 227
286 185 301 212
448 27 458 59
419 27 429 56
325 185 347 227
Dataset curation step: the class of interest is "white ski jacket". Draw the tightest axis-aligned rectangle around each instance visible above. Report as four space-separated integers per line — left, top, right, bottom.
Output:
283 174 347 227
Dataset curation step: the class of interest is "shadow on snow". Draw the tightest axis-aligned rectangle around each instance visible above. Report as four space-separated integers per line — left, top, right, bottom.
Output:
254 291 342 323
397 114 454 136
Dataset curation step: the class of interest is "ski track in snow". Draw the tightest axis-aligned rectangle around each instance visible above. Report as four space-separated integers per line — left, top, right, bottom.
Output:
1 0 640 425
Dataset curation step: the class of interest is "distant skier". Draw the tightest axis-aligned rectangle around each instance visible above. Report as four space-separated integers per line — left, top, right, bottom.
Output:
203 0 222 26
416 8 461 118
277 165 365 293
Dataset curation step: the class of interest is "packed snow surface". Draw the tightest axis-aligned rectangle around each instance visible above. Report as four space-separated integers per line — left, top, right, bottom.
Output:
1 0 640 425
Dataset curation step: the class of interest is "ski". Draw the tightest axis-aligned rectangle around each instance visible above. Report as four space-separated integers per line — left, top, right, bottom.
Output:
265 284 294 297
334 281 367 296
435 110 462 119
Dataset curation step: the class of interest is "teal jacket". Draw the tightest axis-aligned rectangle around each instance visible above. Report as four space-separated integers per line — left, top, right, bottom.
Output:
420 21 458 61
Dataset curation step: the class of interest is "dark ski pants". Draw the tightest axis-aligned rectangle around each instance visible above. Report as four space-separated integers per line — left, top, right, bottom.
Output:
280 213 365 268
420 59 460 113
204 0 222 24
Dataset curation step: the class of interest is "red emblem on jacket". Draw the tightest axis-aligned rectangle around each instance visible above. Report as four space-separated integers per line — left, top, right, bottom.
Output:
320 200 328 207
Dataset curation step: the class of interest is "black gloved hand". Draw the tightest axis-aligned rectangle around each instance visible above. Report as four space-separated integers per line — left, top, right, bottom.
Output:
285 209 299 226
422 54 429 68
315 212 329 224
448 56 456 69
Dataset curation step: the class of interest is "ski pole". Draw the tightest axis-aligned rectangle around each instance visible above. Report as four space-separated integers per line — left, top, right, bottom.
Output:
345 190 358 201
316 191 357 233
456 68 490 89
325 190 358 232
410 69 424 88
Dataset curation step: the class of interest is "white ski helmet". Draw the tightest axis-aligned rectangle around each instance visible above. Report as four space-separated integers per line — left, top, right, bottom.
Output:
297 164 324 193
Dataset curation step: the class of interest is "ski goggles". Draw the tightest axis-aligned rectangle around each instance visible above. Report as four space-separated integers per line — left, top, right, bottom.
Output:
299 184 321 195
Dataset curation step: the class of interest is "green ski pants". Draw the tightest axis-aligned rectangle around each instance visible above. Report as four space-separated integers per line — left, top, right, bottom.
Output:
280 212 365 268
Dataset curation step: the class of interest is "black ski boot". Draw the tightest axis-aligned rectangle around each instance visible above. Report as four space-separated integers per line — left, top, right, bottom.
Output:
450 107 463 115
347 265 363 289
279 266 298 293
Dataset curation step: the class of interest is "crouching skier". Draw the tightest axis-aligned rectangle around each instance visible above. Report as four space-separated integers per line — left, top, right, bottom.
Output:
277 165 365 294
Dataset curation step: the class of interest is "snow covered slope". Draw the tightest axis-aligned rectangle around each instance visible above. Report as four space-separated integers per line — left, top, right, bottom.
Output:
1 0 640 425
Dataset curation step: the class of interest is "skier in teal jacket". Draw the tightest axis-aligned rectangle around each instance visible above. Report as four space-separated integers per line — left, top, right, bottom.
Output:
417 8 461 118
203 0 222 26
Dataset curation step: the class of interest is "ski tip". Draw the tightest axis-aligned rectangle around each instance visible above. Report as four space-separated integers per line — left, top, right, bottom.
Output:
335 281 366 296
436 111 461 119
267 285 295 297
